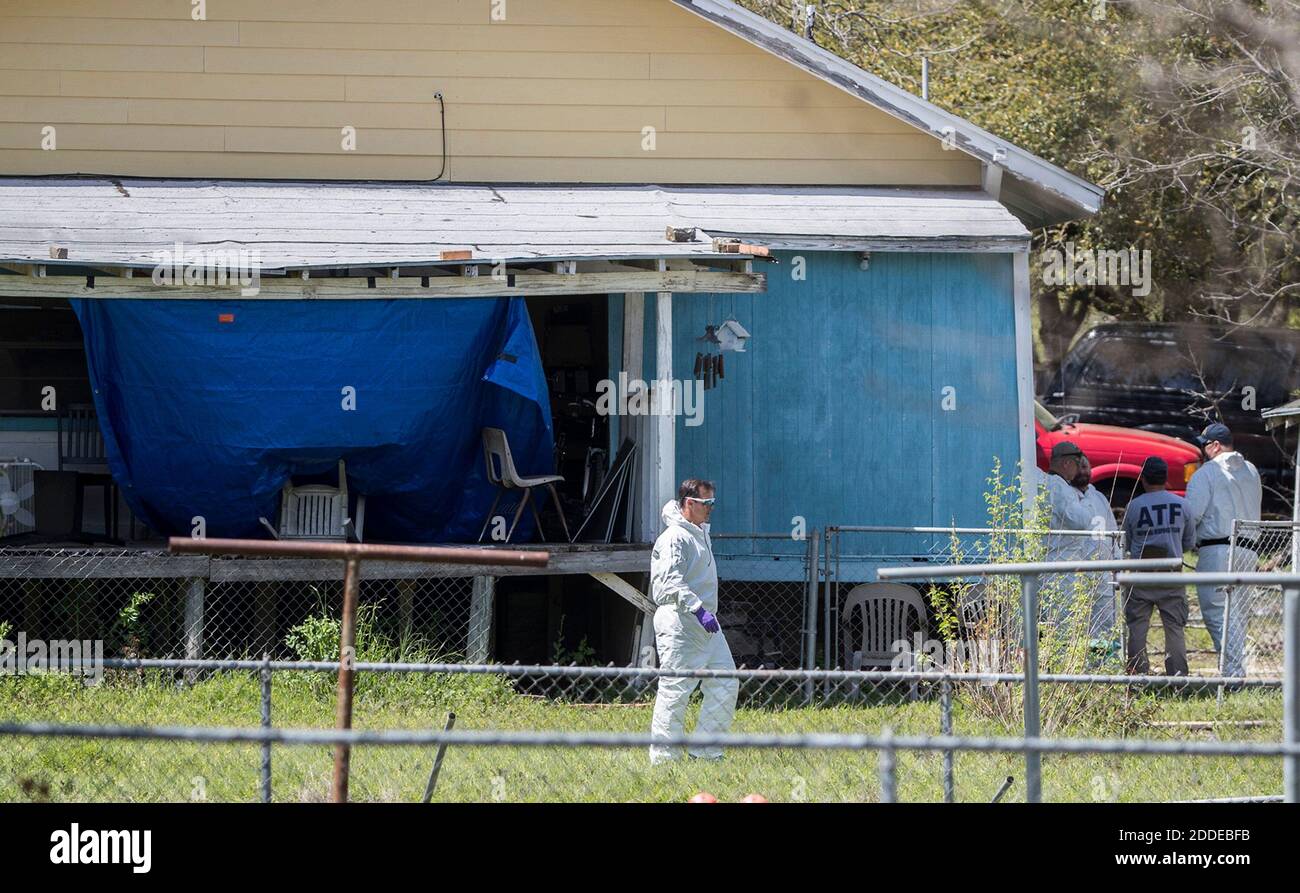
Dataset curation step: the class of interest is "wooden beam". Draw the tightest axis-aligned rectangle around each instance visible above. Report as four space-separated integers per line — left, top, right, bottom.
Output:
86 266 135 279
0 547 650 581
0 270 765 300
1 263 46 277
983 162 1004 200
655 259 676 520
589 572 655 616
0 554 210 579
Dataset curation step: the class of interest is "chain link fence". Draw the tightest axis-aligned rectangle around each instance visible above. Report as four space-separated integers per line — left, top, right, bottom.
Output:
823 527 1128 671
1 538 1294 803
0 537 816 670
0 549 476 662
712 532 817 670
0 660 1285 803
1222 521 1291 677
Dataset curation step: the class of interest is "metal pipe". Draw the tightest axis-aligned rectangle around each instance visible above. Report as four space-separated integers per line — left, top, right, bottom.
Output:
991 776 1014 803
260 653 272 804
822 527 833 695
332 556 361 803
830 525 1122 535
1285 585 1299 803
1022 574 1041 802
803 528 820 704
879 557 1180 580
54 656 1283 687
421 712 457 803
11 722 1300 757
941 678 954 803
1116 572 1300 586
878 728 896 803
168 536 550 568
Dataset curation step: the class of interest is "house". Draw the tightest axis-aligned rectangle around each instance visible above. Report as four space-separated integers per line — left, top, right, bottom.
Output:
0 0 1102 668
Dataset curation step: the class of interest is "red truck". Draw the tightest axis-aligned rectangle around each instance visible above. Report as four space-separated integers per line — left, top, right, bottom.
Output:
1035 400 1201 509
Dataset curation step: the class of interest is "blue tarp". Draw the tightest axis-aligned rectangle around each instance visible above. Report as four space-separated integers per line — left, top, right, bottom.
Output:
71 297 553 542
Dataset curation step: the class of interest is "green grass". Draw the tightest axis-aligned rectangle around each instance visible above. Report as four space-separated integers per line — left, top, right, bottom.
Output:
0 670 1284 803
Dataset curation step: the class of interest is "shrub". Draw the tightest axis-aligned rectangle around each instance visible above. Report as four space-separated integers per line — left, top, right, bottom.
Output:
925 459 1156 735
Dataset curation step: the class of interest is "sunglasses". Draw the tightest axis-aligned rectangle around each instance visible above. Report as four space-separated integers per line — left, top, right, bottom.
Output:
686 496 716 507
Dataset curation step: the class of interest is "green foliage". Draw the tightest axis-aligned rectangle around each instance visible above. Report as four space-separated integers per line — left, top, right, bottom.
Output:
110 591 156 659
927 459 1157 734
282 597 515 707
550 615 598 667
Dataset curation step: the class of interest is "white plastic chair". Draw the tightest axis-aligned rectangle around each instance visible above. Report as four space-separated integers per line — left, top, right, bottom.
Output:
476 427 569 543
260 460 363 542
841 583 929 699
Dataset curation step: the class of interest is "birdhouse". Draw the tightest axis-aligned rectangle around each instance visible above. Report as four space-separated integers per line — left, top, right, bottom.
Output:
716 318 750 353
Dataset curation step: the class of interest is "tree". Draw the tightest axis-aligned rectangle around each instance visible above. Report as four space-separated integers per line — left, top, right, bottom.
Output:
740 1 1300 368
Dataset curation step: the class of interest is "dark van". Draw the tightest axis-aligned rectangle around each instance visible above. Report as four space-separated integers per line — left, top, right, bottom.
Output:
1041 322 1300 514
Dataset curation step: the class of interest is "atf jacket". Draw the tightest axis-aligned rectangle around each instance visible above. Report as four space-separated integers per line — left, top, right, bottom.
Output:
650 499 718 614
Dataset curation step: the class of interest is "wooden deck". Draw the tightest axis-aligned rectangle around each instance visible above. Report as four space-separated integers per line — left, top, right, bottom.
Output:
0 541 652 581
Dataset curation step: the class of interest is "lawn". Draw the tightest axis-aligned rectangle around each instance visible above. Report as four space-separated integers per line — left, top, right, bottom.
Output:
0 669 1284 803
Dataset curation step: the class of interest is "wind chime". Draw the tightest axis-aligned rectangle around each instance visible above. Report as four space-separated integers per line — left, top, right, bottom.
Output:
694 318 750 390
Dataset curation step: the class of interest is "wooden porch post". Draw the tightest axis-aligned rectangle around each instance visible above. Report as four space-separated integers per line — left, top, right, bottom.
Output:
467 575 495 663
182 577 205 684
654 279 676 520
397 578 415 646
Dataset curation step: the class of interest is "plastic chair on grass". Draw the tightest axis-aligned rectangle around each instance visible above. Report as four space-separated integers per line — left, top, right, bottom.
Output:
841 582 929 700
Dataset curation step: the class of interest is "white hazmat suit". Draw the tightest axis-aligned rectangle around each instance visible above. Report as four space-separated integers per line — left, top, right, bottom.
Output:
1185 450 1261 677
648 499 738 764
1032 468 1121 641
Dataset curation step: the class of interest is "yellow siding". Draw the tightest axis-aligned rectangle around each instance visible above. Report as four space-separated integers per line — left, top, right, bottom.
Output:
0 0 980 186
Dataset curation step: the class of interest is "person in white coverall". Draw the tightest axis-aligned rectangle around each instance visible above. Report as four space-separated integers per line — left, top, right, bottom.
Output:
1184 423 1261 679
1034 442 1121 643
648 479 738 764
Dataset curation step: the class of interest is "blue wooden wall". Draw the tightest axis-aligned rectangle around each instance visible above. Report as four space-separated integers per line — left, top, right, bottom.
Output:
609 250 1019 554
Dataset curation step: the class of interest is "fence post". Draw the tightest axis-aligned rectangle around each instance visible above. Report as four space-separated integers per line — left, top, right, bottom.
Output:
878 727 897 803
1284 584 1299 803
941 677 954 803
1218 521 1237 706
260 653 272 804
803 528 820 705
823 527 833 697
332 556 362 803
182 577 205 685
1021 572 1042 803
468 575 495 663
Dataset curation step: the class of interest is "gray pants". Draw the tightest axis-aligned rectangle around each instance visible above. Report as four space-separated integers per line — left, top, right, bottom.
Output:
1123 586 1188 676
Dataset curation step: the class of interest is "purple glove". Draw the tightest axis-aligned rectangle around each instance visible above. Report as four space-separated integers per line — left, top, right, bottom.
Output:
693 606 721 633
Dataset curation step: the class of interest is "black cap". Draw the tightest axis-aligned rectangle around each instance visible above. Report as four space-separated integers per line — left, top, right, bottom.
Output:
1051 441 1085 460
1140 456 1168 484
1197 422 1232 447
